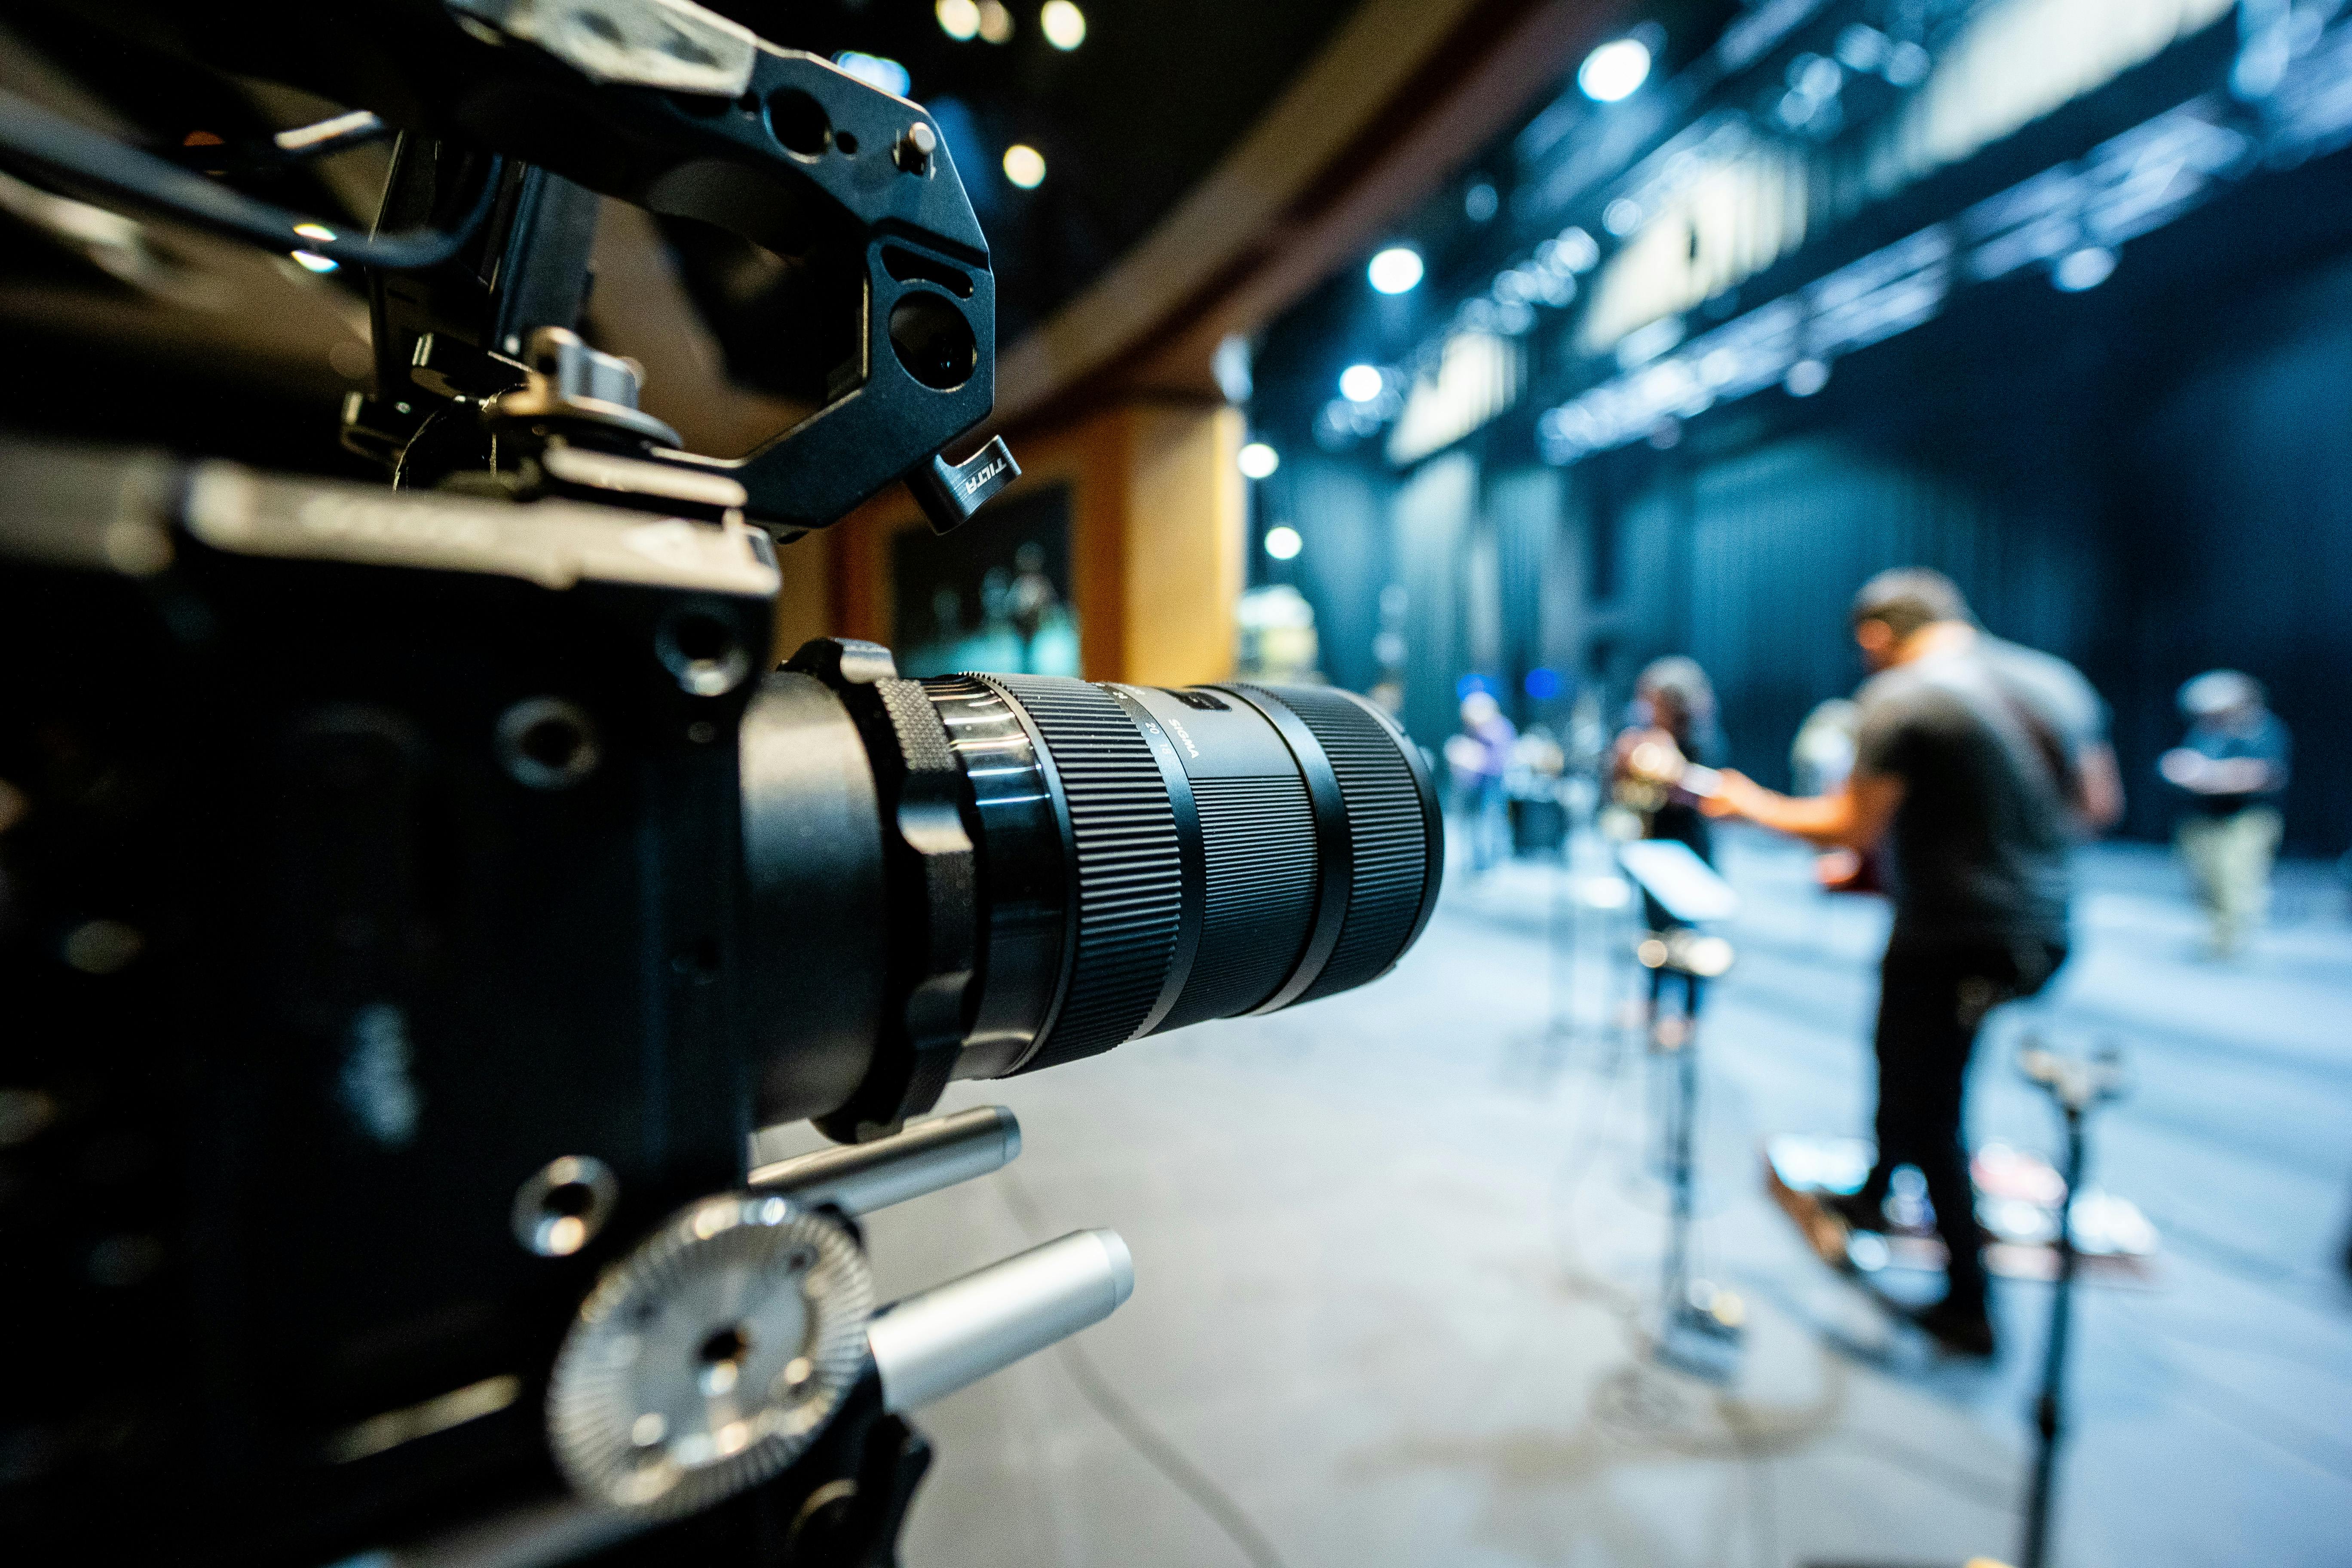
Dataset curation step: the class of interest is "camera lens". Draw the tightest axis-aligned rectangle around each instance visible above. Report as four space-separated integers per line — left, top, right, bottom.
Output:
954 677 1442 1073
742 663 1443 1128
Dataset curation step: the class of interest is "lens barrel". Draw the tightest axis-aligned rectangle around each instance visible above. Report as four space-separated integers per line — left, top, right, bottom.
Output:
742 647 1443 1133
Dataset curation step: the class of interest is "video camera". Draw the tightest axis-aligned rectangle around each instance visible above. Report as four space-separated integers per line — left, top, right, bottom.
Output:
0 4 1442 1563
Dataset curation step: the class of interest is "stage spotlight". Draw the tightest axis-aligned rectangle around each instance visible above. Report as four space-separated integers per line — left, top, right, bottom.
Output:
1367 246 1424 294
977 0 1014 43
1041 1 1085 49
1238 441 1280 479
2053 246 2117 291
1579 37 1652 102
1784 358 1830 396
1263 525 1302 560
1338 364 1384 403
936 0 980 40
1002 144 1046 188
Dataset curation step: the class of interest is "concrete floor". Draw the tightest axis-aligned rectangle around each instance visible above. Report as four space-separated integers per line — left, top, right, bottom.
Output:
807 826 2352 1567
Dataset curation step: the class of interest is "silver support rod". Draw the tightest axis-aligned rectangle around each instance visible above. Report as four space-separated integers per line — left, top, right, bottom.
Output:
747 1105 1020 1216
867 1230 1133 1413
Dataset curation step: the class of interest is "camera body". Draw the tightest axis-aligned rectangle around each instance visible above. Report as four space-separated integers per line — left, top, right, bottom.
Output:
0 450 802 1560
3 26 1019 1548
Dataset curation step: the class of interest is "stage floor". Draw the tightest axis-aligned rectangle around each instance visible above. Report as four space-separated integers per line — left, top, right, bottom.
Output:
792 827 2352 1567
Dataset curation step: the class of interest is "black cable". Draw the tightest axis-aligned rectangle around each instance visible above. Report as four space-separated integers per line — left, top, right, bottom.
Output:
0 89 500 271
1050 1331 1291 1568
993 1170 1290 1568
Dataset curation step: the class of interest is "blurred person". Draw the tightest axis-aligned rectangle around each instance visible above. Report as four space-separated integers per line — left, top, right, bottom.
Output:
1611 656 1722 927
1567 686 1609 778
1791 697 1860 798
2162 670 2290 959
1006 540 1059 673
1443 688 1515 873
1235 584 1320 683
1506 726 1570 858
1978 630 2124 831
1690 570 2114 1356
1791 697 1878 892
1513 726 1567 778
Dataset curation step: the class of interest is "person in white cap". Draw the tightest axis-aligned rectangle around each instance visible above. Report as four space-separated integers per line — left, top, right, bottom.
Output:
2162 670 2291 959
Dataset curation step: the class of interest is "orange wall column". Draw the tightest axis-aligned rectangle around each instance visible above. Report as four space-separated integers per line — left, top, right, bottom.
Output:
779 399 1245 686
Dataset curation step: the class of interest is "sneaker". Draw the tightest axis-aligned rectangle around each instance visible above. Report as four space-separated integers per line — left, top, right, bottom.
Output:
1908 1297 1997 1357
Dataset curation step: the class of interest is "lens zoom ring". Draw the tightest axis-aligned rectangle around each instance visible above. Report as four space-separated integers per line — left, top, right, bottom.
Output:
1246 686 1432 1002
1160 775 1317 1029
992 677 1181 1071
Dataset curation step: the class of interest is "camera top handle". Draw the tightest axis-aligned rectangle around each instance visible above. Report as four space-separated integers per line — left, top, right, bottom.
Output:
7 0 1014 536
389 0 1011 535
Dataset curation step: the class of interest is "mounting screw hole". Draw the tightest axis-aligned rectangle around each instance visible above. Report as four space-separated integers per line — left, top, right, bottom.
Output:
766 89 831 157
888 292 977 392
545 1180 599 1218
514 1154 619 1256
497 698 601 790
657 609 752 697
698 1324 753 1366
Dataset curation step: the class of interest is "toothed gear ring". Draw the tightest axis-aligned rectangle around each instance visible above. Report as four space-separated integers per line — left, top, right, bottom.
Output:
546 1194 873 1517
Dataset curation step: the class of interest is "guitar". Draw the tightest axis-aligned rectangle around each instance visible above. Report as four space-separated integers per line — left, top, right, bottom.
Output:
1621 735 1724 799
1622 734 1885 894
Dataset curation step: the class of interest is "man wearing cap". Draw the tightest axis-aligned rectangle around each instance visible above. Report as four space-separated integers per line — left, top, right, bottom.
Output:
2163 671 2291 959
1692 569 2118 1356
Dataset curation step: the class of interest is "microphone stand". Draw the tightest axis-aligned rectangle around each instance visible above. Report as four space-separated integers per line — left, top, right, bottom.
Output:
2015 1041 2128 1568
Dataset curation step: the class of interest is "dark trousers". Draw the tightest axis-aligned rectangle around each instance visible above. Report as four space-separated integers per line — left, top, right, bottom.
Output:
1861 938 2067 1312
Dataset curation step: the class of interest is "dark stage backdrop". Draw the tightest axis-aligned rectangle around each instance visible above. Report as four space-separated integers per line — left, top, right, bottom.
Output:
1266 239 2352 854
2100 249 2352 854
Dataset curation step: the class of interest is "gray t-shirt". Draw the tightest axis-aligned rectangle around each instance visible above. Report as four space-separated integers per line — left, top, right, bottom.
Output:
1853 642 2091 949
1979 634 2109 753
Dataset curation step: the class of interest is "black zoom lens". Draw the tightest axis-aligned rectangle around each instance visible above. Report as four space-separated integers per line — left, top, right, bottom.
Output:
741 651 1443 1136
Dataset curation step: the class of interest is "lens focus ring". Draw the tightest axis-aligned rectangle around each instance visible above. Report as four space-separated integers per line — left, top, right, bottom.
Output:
1234 685 1441 1001
986 676 1182 1072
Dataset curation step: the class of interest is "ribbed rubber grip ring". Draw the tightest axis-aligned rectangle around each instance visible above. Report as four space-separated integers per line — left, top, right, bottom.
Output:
1156 771 1317 1028
989 677 1182 1072
1236 684 1439 1003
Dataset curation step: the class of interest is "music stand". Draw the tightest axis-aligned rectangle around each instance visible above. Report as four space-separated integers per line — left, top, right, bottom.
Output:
1617 840 1743 1378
